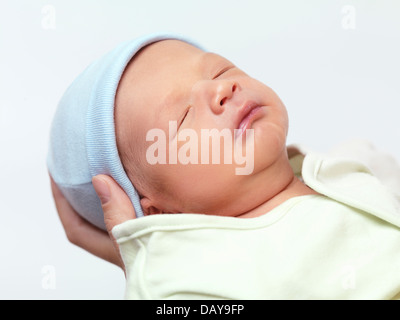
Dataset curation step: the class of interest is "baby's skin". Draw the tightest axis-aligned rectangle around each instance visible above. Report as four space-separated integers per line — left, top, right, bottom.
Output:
114 40 318 218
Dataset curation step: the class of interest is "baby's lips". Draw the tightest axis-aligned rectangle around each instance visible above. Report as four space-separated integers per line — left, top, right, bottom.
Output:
235 105 265 139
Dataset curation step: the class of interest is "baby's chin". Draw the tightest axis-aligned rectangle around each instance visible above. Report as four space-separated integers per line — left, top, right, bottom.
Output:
233 123 287 175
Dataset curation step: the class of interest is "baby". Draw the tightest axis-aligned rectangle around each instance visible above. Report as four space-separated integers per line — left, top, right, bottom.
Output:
48 33 400 299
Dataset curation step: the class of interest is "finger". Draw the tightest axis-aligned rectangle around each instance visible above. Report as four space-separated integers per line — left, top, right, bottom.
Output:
92 175 136 233
49 173 124 269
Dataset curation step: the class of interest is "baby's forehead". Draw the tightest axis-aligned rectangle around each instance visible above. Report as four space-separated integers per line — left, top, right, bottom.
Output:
137 40 231 73
198 51 227 63
199 52 233 69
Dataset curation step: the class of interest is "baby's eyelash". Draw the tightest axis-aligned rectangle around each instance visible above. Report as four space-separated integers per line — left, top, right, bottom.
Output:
179 106 191 127
213 65 234 79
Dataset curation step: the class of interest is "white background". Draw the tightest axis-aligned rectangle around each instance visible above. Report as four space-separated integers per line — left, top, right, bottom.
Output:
0 0 399 299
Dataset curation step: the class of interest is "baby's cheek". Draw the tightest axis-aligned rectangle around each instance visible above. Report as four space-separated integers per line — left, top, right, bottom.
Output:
169 164 229 208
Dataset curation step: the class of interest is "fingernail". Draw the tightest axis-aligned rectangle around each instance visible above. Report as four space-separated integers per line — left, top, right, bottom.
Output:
92 176 111 205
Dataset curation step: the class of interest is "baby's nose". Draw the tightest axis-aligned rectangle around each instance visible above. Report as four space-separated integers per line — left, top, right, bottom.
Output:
191 79 239 115
211 80 239 114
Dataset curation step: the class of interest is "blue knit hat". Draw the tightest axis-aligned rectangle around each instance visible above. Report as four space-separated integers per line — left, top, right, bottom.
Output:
47 33 202 230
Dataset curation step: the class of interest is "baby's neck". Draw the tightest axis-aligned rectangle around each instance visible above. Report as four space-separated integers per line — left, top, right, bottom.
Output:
237 164 319 219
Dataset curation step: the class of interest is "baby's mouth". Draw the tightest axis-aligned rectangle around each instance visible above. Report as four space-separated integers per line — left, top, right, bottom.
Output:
235 102 264 138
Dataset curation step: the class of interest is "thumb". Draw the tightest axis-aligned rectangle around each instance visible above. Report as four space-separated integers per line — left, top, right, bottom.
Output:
92 175 136 233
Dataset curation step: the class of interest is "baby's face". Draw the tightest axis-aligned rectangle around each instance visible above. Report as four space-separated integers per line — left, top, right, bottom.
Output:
115 40 289 216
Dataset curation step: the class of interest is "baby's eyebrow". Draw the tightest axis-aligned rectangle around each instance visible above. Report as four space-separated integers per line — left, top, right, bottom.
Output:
199 52 229 75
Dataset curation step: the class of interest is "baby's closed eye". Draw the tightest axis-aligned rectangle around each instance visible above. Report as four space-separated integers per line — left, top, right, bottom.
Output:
179 106 191 127
213 65 235 79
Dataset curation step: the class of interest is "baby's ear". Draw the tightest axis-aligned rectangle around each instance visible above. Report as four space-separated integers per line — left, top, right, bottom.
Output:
140 197 163 216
